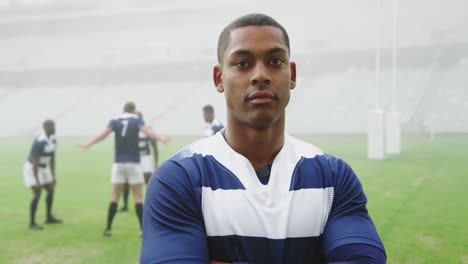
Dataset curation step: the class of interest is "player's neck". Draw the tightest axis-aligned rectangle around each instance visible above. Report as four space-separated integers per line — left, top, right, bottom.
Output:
225 119 285 170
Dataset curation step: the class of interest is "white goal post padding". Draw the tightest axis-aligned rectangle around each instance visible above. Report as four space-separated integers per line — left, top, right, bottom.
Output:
385 111 401 154
368 109 385 160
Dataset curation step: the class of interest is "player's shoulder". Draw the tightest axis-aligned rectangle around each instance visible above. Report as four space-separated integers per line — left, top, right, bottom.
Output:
34 133 51 145
171 134 223 162
153 135 222 191
112 113 139 121
286 134 325 158
47 134 57 144
287 134 350 176
152 140 207 188
32 138 46 148
211 119 223 127
155 134 222 177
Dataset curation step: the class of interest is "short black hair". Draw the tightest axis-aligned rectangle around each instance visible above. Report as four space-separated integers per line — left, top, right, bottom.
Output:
43 119 54 129
217 13 290 64
123 102 136 113
203 104 214 113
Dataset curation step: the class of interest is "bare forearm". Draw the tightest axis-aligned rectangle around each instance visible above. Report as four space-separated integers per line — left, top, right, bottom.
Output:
85 133 107 147
151 140 159 166
145 129 164 142
79 128 112 149
141 126 169 144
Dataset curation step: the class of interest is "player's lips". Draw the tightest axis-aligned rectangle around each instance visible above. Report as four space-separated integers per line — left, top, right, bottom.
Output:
247 90 275 104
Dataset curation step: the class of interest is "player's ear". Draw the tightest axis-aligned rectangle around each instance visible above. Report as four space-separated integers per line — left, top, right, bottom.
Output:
213 65 224 93
290 61 296 90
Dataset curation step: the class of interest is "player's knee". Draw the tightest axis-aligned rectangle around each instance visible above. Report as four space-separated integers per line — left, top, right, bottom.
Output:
132 190 143 203
44 185 54 193
111 193 120 202
32 191 41 200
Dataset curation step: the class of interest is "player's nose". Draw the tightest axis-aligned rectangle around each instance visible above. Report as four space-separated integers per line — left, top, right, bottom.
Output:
250 63 271 87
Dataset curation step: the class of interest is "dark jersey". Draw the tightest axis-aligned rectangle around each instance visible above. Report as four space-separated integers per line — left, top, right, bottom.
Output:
107 113 144 163
141 133 385 263
138 131 151 156
27 133 56 168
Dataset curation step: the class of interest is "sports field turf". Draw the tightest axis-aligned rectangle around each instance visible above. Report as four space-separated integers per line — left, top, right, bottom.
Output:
1 135 467 264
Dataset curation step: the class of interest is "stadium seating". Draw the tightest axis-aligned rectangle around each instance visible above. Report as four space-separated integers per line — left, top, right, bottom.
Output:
0 66 466 137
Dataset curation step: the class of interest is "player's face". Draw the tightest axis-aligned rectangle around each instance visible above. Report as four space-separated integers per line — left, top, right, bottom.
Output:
204 111 214 123
44 122 55 136
214 26 296 129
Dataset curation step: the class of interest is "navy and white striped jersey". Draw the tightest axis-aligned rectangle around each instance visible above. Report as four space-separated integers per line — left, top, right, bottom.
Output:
27 133 56 168
141 132 385 263
107 113 144 163
138 131 151 156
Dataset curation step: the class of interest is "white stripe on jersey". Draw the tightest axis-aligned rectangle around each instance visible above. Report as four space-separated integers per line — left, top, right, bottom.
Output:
202 186 333 239
187 133 331 239
39 156 52 165
189 133 324 200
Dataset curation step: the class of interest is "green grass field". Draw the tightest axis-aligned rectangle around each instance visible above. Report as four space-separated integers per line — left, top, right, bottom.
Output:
1 135 467 264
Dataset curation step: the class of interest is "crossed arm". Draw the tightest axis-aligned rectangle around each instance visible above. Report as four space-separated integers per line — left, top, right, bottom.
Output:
140 159 386 264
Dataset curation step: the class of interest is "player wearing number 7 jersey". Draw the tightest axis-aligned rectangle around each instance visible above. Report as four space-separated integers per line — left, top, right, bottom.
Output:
79 102 170 237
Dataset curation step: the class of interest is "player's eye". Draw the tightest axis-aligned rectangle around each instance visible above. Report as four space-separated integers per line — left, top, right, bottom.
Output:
234 60 250 69
269 58 284 66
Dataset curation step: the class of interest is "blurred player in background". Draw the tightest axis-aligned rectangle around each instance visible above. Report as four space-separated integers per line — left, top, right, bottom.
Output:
79 102 169 237
119 111 158 212
203 104 224 136
23 119 62 230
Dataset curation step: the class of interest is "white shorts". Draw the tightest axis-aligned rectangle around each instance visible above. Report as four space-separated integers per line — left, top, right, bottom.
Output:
111 163 144 185
23 161 53 187
140 155 154 174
